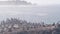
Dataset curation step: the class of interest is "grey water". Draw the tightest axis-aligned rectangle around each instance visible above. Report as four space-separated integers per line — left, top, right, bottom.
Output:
0 5 60 24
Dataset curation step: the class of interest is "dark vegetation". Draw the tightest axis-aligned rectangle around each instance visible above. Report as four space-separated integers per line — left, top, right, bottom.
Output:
0 18 60 34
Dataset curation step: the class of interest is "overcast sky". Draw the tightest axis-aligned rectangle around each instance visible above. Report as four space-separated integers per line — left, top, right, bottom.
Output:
0 0 60 5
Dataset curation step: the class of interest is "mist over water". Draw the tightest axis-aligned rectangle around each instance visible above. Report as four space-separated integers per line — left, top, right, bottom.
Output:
0 5 60 24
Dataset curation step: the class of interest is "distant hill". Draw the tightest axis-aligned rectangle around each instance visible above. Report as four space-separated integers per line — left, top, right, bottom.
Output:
0 1 32 5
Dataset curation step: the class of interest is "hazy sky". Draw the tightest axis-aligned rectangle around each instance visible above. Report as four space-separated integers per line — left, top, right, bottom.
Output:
0 0 60 5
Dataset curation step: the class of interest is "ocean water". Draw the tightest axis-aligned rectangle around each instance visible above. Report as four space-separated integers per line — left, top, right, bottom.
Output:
0 5 60 24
